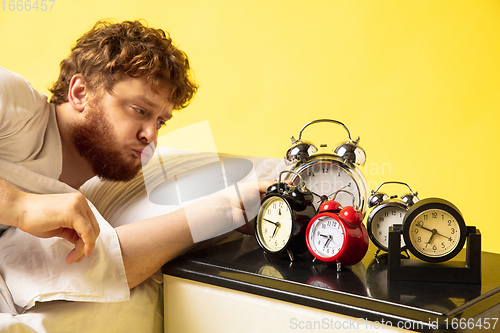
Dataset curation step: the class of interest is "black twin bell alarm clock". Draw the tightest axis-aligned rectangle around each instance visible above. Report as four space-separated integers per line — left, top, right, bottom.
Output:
254 170 316 261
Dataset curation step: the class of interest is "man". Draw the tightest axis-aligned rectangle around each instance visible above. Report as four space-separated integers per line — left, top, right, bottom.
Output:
0 19 270 316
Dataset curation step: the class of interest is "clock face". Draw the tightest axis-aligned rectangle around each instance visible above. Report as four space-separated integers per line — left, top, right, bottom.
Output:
292 160 363 211
255 196 293 253
307 216 345 260
408 208 461 259
369 204 407 251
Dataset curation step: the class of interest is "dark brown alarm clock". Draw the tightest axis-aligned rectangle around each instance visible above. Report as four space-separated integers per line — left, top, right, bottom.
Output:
255 171 316 261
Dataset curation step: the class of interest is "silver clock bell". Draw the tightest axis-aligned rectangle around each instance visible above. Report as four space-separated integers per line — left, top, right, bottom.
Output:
285 119 366 166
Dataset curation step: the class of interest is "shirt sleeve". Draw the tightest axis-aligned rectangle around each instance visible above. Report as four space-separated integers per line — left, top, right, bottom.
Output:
0 67 62 179
0 67 43 140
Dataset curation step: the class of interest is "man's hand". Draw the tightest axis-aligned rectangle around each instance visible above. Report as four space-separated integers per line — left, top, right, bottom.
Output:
14 192 100 264
221 179 272 235
184 179 272 243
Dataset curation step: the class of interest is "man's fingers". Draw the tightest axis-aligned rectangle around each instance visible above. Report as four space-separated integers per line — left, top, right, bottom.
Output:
85 204 100 240
71 213 99 258
65 238 85 264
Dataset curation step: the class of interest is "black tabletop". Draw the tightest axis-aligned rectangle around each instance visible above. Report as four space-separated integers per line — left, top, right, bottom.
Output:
162 235 500 332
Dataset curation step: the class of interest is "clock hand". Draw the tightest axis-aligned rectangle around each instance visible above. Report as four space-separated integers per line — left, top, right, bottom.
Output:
323 236 332 250
434 230 452 240
271 222 281 238
264 218 279 226
425 229 438 247
310 191 322 198
309 191 329 204
416 223 434 234
328 184 350 197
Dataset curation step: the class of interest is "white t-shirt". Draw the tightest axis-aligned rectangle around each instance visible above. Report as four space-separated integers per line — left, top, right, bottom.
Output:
0 67 62 179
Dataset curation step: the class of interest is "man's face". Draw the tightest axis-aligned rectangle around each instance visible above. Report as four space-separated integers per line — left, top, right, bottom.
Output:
71 77 174 181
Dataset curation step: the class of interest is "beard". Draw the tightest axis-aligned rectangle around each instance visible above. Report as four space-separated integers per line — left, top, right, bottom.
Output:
70 102 142 182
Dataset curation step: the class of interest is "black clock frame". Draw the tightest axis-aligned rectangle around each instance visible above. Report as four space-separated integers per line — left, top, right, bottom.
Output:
388 224 481 284
402 198 467 263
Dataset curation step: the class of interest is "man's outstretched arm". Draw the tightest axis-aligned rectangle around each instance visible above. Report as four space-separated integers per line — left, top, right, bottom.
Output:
116 180 270 289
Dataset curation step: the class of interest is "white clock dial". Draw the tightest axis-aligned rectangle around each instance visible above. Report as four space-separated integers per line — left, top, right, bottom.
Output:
408 209 461 258
371 205 406 250
293 161 361 211
256 196 293 253
307 216 344 259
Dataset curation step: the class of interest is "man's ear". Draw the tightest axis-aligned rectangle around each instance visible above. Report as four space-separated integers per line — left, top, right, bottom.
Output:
68 74 90 112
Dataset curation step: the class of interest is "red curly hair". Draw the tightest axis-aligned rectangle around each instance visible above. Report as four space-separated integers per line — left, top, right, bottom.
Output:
50 20 198 110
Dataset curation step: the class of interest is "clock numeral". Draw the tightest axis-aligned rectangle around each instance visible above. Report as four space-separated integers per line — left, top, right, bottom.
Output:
447 220 453 226
451 228 455 234
417 236 422 243
441 242 446 248
391 210 397 216
423 214 428 221
432 212 438 218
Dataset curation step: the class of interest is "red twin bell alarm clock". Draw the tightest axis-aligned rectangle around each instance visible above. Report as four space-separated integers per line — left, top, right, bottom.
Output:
305 190 369 272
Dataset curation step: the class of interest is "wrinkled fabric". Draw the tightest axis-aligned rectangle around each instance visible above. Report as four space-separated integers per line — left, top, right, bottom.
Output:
0 159 130 313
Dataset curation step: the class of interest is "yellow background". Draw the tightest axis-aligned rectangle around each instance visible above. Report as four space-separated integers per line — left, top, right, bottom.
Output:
1 0 499 253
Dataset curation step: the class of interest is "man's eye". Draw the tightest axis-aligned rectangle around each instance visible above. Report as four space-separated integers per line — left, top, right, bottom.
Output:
135 108 146 115
157 120 166 129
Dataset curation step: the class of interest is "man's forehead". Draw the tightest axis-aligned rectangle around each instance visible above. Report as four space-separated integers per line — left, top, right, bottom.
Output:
110 76 174 113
